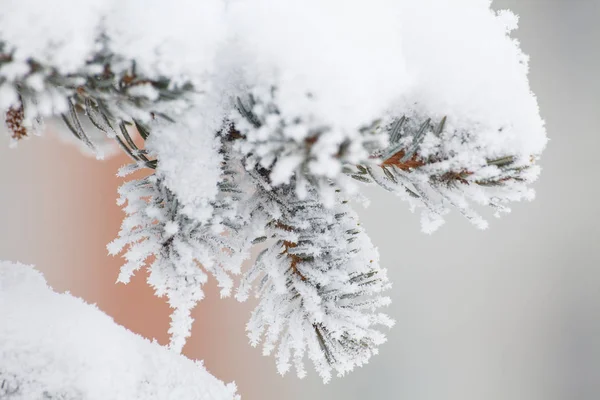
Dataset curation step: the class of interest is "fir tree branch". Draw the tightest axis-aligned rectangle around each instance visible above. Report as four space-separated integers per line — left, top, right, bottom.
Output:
236 171 393 382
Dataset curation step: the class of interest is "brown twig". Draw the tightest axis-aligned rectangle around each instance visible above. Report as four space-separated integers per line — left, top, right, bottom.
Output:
282 240 307 281
380 150 425 171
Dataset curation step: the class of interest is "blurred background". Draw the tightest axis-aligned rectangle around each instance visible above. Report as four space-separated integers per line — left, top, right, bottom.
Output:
1 1 599 399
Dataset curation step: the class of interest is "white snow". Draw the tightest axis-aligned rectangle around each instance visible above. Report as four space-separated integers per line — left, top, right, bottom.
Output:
0 0 107 74
147 106 223 223
104 0 227 81
0 261 239 400
391 0 546 158
227 0 411 131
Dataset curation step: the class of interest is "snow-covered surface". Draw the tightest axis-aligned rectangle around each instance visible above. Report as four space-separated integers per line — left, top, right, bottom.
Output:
0 261 239 400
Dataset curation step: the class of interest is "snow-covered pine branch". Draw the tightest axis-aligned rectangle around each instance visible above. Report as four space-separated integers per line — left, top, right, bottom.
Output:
1 0 548 386
108 139 250 352
0 39 194 160
0 261 239 400
236 172 393 382
231 88 386 197
228 0 546 231
349 115 542 233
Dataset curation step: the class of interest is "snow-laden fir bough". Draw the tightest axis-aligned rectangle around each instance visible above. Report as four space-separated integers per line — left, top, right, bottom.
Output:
236 169 393 382
0 0 547 385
